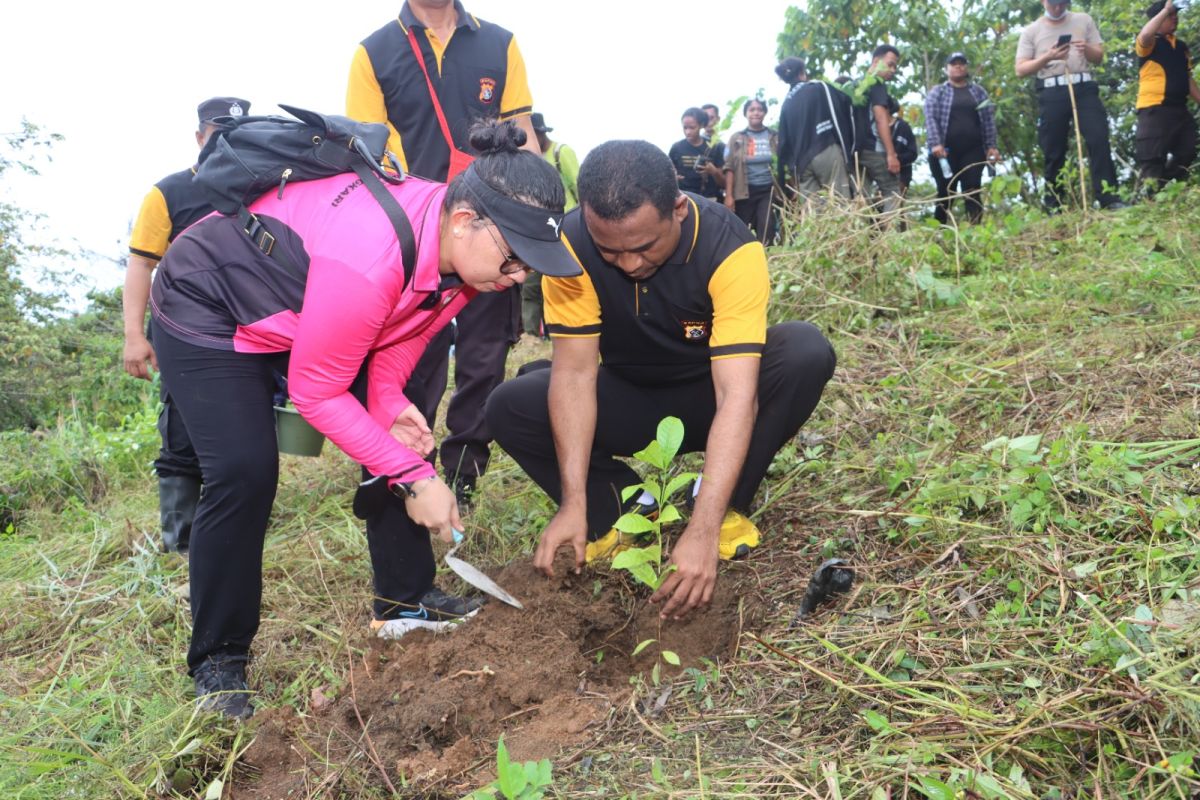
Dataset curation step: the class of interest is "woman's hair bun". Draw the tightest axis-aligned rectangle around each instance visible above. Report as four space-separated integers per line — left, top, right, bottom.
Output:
468 119 527 156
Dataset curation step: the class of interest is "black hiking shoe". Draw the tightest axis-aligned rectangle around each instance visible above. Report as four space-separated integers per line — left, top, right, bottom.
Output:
450 475 477 512
370 587 484 639
193 654 254 720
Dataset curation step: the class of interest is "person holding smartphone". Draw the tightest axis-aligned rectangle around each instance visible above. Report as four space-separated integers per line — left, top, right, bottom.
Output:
1016 0 1126 211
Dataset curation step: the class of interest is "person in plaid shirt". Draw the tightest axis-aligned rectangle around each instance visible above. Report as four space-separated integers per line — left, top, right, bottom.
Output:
924 52 1000 224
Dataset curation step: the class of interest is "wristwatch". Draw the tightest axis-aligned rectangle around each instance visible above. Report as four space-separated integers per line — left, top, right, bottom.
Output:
390 476 436 499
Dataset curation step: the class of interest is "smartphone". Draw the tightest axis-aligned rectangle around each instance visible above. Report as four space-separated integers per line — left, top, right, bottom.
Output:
1056 33 1072 47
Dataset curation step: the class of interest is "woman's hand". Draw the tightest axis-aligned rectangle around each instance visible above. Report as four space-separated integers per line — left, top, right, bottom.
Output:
389 405 434 457
403 477 461 543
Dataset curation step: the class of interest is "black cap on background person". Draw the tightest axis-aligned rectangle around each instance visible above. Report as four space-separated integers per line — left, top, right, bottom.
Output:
530 112 553 133
946 52 969 65
197 97 251 127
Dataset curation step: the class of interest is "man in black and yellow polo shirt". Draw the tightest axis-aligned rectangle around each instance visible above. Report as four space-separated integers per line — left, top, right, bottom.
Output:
1136 0 1200 188
487 140 836 620
347 0 540 509
124 96 250 554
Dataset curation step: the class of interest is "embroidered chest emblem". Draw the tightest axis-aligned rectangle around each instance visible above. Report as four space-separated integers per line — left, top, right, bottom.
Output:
682 321 710 340
479 77 497 103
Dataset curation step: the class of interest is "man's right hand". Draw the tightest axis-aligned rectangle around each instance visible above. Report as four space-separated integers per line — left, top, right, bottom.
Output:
886 152 901 175
123 334 157 380
534 507 588 577
931 145 947 159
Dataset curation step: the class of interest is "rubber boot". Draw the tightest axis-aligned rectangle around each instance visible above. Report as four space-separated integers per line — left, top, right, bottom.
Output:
159 476 201 554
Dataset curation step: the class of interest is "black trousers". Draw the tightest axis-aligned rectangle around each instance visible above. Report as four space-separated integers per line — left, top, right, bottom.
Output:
734 183 777 245
1136 104 1198 185
485 322 836 536
931 139 986 225
147 322 201 480
153 322 436 672
411 286 521 484
1037 82 1120 208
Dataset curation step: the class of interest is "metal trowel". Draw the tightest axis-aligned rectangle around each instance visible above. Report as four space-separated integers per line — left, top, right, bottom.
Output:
447 529 524 609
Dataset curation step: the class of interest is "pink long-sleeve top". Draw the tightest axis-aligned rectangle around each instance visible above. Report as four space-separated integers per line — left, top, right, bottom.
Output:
150 173 473 483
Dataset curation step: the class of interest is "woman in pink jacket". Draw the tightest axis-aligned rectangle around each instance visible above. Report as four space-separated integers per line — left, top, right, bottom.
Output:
150 122 580 718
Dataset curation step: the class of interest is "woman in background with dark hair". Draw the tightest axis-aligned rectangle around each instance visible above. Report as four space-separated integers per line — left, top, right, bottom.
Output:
668 106 725 201
723 97 779 243
151 121 580 719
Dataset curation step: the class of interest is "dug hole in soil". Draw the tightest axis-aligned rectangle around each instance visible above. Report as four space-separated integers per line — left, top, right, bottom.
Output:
239 550 762 797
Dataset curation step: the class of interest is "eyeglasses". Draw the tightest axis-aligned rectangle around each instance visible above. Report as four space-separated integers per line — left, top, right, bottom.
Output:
478 219 532 276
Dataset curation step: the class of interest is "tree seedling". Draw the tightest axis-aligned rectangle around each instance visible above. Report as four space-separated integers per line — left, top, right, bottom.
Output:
464 735 553 800
610 416 698 674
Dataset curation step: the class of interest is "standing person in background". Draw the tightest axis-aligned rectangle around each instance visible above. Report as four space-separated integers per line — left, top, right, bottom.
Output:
669 107 726 202
724 98 779 244
123 96 251 555
522 112 579 338
852 45 903 216
775 56 854 206
701 103 727 203
924 52 1000 223
887 98 918 195
1135 0 1200 191
347 0 541 508
1016 0 1126 210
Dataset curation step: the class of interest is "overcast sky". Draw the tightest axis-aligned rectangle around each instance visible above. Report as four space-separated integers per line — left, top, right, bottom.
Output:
1 0 795 299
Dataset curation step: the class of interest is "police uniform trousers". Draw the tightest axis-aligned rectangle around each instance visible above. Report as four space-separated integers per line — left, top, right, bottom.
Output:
411 285 522 485
485 321 836 537
1036 81 1119 208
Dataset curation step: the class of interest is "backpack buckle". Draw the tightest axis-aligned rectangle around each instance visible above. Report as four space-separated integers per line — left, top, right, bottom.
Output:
256 229 276 255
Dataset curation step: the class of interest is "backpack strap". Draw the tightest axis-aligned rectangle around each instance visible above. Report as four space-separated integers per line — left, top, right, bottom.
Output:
237 164 418 291
552 143 562 173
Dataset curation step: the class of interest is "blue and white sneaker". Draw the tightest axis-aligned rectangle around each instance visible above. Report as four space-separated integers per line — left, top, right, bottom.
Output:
370 588 484 640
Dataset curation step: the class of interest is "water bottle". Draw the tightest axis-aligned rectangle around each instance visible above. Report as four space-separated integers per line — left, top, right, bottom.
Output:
938 154 953 180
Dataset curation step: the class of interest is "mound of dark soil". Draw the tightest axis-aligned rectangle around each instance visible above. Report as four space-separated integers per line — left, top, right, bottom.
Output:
237 552 760 798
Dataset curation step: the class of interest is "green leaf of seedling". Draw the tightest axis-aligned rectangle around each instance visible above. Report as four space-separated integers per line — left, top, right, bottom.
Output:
633 440 667 470
662 650 681 666
651 661 661 686
656 416 685 462
496 736 527 800
536 758 552 786
621 484 647 502
613 512 655 535
632 638 657 657
664 471 699 500
657 504 681 525
653 563 677 590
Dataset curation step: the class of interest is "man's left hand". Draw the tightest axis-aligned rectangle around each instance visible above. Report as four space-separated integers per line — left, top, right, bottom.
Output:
886 152 901 175
986 148 1000 164
650 530 718 620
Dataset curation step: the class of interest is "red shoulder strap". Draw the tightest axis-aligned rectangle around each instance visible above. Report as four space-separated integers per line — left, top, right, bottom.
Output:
407 28 456 152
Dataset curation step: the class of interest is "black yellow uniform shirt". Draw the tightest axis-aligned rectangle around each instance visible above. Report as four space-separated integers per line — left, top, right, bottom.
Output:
128 167 212 261
346 0 534 181
544 194 770 387
1136 34 1193 109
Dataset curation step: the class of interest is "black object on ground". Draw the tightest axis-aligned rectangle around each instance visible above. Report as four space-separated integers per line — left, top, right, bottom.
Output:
792 558 854 624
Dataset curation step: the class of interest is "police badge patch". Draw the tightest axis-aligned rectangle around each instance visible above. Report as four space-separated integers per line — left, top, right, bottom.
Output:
682 321 710 340
479 77 497 103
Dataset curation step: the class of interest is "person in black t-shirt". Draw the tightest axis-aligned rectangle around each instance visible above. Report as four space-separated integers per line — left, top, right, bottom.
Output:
669 107 725 200
852 45 903 215
924 52 1000 224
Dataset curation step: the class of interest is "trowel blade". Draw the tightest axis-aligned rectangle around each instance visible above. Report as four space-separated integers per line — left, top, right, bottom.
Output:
445 553 524 609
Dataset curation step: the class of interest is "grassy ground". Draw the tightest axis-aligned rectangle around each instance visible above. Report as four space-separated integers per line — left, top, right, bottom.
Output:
2 186 1199 799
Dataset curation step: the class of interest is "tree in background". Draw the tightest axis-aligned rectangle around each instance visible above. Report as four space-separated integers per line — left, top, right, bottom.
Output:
0 122 151 430
777 0 1182 202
